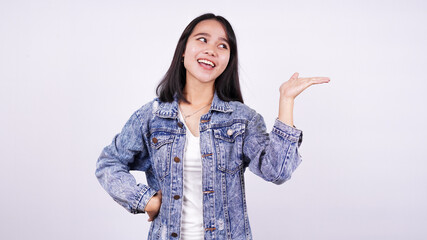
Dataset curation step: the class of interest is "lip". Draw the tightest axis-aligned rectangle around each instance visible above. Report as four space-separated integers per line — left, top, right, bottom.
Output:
197 58 216 68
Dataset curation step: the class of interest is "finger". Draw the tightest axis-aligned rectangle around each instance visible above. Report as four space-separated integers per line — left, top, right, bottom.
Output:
148 212 159 222
290 72 299 80
310 77 330 84
300 77 330 84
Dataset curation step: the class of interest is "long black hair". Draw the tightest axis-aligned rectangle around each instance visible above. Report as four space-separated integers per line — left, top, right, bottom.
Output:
156 13 243 104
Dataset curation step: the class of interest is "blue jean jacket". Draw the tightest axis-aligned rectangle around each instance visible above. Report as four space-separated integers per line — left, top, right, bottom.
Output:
95 92 303 240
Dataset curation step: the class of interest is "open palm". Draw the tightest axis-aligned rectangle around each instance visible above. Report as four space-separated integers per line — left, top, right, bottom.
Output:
279 72 330 99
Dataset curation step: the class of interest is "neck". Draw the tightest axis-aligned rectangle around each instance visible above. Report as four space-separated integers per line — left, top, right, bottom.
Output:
182 81 214 106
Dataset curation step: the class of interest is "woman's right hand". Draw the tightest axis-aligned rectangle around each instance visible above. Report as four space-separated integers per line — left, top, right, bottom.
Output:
145 190 162 222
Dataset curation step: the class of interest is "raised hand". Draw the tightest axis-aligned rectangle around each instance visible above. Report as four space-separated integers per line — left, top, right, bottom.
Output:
278 72 330 127
279 72 330 100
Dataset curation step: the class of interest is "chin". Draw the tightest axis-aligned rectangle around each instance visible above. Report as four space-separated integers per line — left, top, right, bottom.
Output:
194 75 217 84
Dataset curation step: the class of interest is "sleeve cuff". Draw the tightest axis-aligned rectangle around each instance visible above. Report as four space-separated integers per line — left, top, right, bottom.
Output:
273 118 303 145
133 185 158 214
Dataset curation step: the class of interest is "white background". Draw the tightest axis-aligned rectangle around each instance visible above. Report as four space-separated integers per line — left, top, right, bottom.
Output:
1 0 426 239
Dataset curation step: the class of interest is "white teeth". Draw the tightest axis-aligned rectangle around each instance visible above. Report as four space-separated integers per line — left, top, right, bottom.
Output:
197 59 215 67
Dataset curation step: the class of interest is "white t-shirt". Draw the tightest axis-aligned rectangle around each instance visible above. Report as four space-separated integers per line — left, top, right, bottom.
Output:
178 110 204 240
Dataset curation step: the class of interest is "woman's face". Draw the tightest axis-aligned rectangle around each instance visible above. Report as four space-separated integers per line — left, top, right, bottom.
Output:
183 19 230 85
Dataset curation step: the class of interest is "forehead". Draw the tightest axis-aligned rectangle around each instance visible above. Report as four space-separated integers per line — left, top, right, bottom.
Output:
191 19 228 40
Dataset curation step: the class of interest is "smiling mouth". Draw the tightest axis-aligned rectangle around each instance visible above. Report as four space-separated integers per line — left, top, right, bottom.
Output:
197 59 215 68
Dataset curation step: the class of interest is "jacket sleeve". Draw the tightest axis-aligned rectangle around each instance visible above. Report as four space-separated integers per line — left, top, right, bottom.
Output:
243 113 303 185
95 109 158 214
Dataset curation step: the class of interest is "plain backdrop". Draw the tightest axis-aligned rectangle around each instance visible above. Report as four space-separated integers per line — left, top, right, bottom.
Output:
1 0 426 239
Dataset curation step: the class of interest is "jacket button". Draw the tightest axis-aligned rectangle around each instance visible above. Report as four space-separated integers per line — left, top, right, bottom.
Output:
227 129 234 136
174 157 180 163
152 137 158 143
173 195 180 200
177 122 183 128
171 233 178 237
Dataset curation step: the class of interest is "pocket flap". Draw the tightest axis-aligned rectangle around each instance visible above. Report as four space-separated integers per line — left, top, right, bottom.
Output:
150 133 174 149
213 122 245 143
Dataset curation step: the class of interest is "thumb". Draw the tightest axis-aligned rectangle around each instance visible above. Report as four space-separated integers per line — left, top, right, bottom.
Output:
290 72 299 80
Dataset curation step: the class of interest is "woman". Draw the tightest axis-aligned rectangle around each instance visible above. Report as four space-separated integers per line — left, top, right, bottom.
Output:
95 13 330 240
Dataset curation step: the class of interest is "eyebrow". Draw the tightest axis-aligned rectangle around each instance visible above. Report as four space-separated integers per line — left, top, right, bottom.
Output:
193 32 229 44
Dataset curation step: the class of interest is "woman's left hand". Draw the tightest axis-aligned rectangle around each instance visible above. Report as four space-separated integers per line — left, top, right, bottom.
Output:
277 72 330 127
279 72 330 100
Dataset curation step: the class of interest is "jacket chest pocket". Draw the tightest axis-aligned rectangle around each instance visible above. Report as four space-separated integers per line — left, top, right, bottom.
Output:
150 132 175 181
213 122 245 174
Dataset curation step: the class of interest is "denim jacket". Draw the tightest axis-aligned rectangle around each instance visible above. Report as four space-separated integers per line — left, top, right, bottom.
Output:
95 92 303 240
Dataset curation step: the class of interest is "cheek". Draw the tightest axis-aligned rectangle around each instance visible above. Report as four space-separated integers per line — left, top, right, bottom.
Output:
183 48 196 68
183 43 195 57
185 45 198 56
220 55 230 70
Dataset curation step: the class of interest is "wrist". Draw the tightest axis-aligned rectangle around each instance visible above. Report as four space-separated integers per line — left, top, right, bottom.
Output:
279 96 295 103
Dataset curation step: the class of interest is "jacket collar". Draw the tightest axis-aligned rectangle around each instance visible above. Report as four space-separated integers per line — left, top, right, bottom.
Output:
154 91 233 119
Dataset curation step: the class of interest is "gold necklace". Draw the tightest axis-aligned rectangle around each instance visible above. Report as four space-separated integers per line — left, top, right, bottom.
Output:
179 102 211 119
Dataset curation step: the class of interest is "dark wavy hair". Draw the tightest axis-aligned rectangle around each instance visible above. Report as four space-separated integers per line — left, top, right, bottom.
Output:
156 13 243 103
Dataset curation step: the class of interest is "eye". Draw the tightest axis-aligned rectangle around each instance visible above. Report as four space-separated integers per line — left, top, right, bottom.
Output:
197 37 207 43
219 43 228 49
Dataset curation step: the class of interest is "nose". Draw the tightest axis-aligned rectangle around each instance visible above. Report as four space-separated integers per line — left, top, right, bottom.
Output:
204 44 216 57
204 50 214 56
